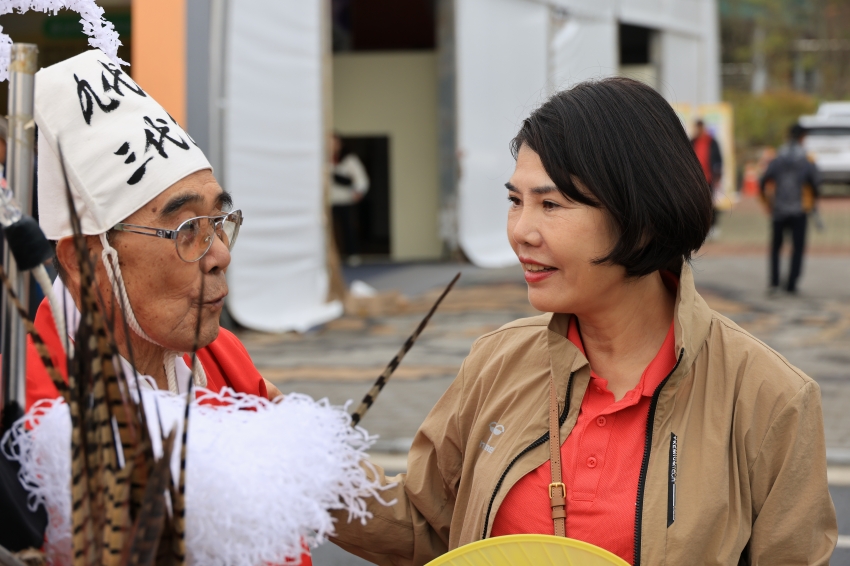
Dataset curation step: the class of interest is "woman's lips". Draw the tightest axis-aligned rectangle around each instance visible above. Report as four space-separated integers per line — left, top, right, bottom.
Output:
520 259 557 283
523 268 556 283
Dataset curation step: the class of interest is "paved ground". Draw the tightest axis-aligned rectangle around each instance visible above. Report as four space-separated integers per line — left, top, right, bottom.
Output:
237 196 850 565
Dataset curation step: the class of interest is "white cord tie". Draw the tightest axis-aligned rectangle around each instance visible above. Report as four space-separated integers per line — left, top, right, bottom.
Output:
99 233 156 343
99 233 207 393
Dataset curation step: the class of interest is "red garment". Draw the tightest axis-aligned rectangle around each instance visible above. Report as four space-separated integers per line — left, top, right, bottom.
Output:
25 298 268 410
24 298 313 566
491 316 677 565
693 133 713 184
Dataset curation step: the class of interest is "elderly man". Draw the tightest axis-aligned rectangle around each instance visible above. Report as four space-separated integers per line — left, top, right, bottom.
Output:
25 50 282 406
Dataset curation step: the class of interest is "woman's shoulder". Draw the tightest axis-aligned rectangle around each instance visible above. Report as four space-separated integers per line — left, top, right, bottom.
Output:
461 313 555 374
703 309 815 398
472 312 553 348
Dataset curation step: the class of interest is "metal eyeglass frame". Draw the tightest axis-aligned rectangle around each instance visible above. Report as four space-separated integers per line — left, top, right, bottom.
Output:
111 209 243 263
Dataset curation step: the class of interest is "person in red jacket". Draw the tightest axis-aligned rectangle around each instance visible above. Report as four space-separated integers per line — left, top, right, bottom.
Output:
690 119 724 238
28 49 282 407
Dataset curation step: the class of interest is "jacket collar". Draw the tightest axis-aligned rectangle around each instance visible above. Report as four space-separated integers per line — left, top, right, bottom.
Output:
546 262 712 388
672 263 713 382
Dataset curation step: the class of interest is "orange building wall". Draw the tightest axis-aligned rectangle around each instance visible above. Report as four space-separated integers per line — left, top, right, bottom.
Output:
131 0 187 127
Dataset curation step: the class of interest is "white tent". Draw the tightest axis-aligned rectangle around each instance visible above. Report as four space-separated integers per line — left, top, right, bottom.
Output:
454 0 720 267
211 0 719 329
224 0 342 332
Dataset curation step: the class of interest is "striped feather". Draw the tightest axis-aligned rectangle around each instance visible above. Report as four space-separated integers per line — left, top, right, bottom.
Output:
0 265 68 402
350 272 460 426
171 271 204 565
170 372 191 565
125 429 177 566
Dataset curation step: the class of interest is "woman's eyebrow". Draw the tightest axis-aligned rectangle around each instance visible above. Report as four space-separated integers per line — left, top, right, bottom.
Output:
505 182 558 195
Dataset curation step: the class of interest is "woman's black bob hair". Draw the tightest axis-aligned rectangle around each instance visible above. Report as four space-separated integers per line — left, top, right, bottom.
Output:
511 77 713 277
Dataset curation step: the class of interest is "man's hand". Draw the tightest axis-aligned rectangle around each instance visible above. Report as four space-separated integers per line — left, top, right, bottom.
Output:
264 378 283 400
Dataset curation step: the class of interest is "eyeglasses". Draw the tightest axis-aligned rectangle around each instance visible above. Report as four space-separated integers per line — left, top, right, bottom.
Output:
112 209 243 263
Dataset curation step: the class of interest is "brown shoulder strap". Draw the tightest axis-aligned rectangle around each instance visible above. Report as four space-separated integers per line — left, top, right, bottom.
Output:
549 373 566 537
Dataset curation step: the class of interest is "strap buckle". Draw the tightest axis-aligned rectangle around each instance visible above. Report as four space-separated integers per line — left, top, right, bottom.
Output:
549 482 566 499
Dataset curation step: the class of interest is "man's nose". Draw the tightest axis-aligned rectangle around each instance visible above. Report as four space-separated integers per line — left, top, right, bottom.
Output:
202 232 231 274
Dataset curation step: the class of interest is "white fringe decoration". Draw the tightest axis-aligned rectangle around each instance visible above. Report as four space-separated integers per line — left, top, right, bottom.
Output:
2 389 394 566
1 399 72 565
0 0 125 82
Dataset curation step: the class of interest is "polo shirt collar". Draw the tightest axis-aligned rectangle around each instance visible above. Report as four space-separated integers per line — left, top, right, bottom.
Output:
546 262 713 391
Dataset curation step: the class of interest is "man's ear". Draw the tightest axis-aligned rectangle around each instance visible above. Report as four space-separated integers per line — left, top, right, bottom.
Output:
54 237 82 302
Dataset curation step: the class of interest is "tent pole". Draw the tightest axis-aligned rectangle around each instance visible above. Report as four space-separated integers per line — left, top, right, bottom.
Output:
1 43 37 430
321 0 347 304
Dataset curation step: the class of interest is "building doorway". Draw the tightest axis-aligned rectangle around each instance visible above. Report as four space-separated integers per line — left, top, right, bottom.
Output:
331 0 441 262
619 23 659 89
333 135 391 259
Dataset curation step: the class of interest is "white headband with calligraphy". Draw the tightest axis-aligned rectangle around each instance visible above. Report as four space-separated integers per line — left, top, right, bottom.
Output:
35 49 212 239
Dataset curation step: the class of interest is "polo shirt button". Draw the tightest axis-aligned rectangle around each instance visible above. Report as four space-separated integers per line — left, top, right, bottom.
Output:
596 416 606 427
595 386 603 394
587 456 597 468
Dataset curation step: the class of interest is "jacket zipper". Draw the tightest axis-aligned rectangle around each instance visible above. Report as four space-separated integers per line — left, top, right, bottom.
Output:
481 371 575 539
633 348 684 566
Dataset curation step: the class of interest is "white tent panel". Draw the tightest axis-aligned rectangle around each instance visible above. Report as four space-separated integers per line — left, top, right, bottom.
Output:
551 15 618 91
225 0 342 332
455 0 548 268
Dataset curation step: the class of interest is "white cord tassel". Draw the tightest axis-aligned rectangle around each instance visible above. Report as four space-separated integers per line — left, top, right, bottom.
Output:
32 264 73 358
99 233 156 344
164 352 207 393
192 355 208 388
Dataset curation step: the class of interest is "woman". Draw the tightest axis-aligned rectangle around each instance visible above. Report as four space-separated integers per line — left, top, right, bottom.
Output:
330 78 836 565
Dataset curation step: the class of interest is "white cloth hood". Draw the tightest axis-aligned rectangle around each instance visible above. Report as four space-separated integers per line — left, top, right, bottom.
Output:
34 49 211 240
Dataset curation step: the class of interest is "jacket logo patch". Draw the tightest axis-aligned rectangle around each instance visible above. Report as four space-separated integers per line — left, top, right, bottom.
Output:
480 422 505 454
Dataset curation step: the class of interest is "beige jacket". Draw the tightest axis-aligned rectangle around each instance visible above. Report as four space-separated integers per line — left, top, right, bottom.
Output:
332 265 837 565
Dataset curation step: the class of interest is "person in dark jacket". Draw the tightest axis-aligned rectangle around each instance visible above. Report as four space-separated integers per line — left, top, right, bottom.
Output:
760 124 820 295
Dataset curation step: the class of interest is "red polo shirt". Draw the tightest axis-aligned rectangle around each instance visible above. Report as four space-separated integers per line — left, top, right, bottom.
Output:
491 315 677 564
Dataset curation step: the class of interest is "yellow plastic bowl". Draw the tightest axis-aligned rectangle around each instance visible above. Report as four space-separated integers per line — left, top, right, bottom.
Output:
425 534 630 566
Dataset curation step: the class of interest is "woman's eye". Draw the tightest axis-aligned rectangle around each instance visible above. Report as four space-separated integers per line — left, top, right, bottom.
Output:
543 200 560 210
507 196 521 206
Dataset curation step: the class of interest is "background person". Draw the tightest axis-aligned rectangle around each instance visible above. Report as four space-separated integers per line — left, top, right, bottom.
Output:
330 133 369 262
760 123 820 296
330 78 836 565
690 119 724 238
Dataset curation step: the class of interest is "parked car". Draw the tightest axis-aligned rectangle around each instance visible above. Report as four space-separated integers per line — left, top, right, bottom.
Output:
799 103 850 195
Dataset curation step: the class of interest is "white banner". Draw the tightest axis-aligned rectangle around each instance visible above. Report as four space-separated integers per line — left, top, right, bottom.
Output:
224 0 342 332
455 0 548 268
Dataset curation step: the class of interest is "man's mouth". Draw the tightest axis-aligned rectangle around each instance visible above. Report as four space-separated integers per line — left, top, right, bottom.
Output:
202 291 227 308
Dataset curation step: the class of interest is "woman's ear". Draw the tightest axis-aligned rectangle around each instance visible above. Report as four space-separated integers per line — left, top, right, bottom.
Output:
54 237 82 303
